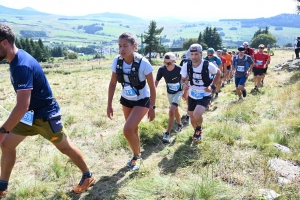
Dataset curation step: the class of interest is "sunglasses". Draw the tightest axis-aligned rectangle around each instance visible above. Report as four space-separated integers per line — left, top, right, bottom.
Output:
207 54 213 57
164 61 173 66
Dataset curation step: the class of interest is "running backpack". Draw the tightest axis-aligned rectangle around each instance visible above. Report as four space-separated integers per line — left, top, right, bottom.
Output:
234 55 249 71
297 40 300 48
116 53 145 95
187 60 212 87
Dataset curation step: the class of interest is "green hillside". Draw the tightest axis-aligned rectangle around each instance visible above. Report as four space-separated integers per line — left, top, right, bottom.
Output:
0 5 299 49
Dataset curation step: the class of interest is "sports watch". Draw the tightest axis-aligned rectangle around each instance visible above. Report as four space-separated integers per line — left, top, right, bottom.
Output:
150 105 156 109
0 127 9 134
211 85 216 91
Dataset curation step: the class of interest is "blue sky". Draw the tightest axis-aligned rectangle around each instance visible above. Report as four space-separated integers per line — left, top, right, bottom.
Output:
0 0 297 21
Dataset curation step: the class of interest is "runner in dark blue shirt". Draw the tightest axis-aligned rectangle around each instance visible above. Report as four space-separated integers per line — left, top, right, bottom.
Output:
0 23 94 198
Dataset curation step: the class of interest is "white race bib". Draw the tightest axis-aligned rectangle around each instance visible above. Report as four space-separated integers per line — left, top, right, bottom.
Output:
256 60 263 65
124 85 137 98
20 111 34 126
167 82 180 91
237 65 245 72
189 88 205 99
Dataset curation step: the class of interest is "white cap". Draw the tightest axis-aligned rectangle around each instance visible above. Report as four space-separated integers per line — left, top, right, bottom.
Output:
163 52 176 61
243 41 249 46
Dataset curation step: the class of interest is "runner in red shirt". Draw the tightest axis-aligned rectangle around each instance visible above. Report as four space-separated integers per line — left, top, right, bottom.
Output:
243 41 254 58
253 44 269 91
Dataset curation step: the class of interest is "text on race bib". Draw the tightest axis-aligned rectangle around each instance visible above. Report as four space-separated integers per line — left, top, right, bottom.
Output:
124 85 137 98
190 88 205 99
237 66 245 72
256 60 263 65
167 82 180 91
20 111 34 126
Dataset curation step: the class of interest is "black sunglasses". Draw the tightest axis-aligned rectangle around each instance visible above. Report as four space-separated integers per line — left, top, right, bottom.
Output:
164 61 173 66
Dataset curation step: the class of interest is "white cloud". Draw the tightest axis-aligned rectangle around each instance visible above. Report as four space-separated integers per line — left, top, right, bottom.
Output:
0 0 297 21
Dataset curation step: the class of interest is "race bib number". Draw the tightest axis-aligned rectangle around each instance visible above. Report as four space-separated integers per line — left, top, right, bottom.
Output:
167 82 180 91
190 88 205 99
124 85 137 98
237 65 245 72
256 60 263 65
20 111 34 126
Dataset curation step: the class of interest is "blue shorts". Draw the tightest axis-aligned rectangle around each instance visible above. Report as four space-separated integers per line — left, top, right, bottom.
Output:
235 76 247 87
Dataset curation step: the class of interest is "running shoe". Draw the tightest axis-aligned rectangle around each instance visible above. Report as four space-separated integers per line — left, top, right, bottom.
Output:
130 156 142 171
174 124 183 133
0 189 8 198
193 126 202 142
162 132 170 143
72 175 96 194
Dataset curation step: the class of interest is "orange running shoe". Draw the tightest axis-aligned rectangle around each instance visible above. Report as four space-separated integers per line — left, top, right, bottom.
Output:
72 175 95 194
0 189 8 198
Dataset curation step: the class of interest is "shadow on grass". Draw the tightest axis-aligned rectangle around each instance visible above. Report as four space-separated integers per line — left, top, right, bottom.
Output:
62 136 167 200
157 137 200 175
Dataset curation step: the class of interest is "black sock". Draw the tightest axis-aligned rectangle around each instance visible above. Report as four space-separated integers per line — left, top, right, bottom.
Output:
0 180 8 191
83 171 92 178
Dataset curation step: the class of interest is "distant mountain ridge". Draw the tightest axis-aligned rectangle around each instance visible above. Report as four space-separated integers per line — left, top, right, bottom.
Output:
0 5 51 16
220 14 300 28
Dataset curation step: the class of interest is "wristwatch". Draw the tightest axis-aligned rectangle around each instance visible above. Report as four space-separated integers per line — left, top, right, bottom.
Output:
211 85 216 90
150 105 156 109
0 127 9 134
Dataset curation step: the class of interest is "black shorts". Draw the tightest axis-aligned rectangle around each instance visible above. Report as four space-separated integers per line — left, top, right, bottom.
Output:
253 68 264 76
120 96 150 108
188 96 211 111
263 67 268 74
226 65 231 70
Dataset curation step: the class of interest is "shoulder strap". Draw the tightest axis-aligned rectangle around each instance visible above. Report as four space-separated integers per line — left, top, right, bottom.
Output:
187 60 193 85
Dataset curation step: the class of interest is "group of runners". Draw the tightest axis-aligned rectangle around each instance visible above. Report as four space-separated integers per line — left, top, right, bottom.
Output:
0 23 274 197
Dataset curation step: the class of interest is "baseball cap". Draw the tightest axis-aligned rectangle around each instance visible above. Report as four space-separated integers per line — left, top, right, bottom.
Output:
163 52 176 61
238 46 245 52
189 44 202 52
258 44 265 48
267 44 271 48
263 49 268 53
243 41 249 46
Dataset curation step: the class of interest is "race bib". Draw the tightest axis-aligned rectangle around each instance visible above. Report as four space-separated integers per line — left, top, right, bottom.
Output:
20 110 34 126
190 88 205 99
256 60 263 65
237 65 245 72
124 85 137 98
167 82 180 91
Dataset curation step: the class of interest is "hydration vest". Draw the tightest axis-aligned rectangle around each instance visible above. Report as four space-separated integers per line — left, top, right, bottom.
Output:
187 60 212 87
297 40 300 48
116 53 145 95
234 55 249 71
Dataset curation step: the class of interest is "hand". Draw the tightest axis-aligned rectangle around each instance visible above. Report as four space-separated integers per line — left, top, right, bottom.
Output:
107 106 113 120
205 85 215 93
182 90 189 101
245 71 250 77
147 109 155 121
183 84 189 92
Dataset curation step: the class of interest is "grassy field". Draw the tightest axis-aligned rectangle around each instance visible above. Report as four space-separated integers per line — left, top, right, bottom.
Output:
0 49 300 199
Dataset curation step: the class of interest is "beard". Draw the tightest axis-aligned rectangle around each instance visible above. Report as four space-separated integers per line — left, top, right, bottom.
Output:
0 46 7 62
0 56 6 62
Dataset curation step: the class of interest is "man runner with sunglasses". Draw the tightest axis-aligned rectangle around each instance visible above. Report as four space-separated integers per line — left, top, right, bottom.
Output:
155 52 183 143
204 48 222 97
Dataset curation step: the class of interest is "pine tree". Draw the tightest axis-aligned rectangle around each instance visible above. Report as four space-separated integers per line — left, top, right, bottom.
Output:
143 20 165 63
